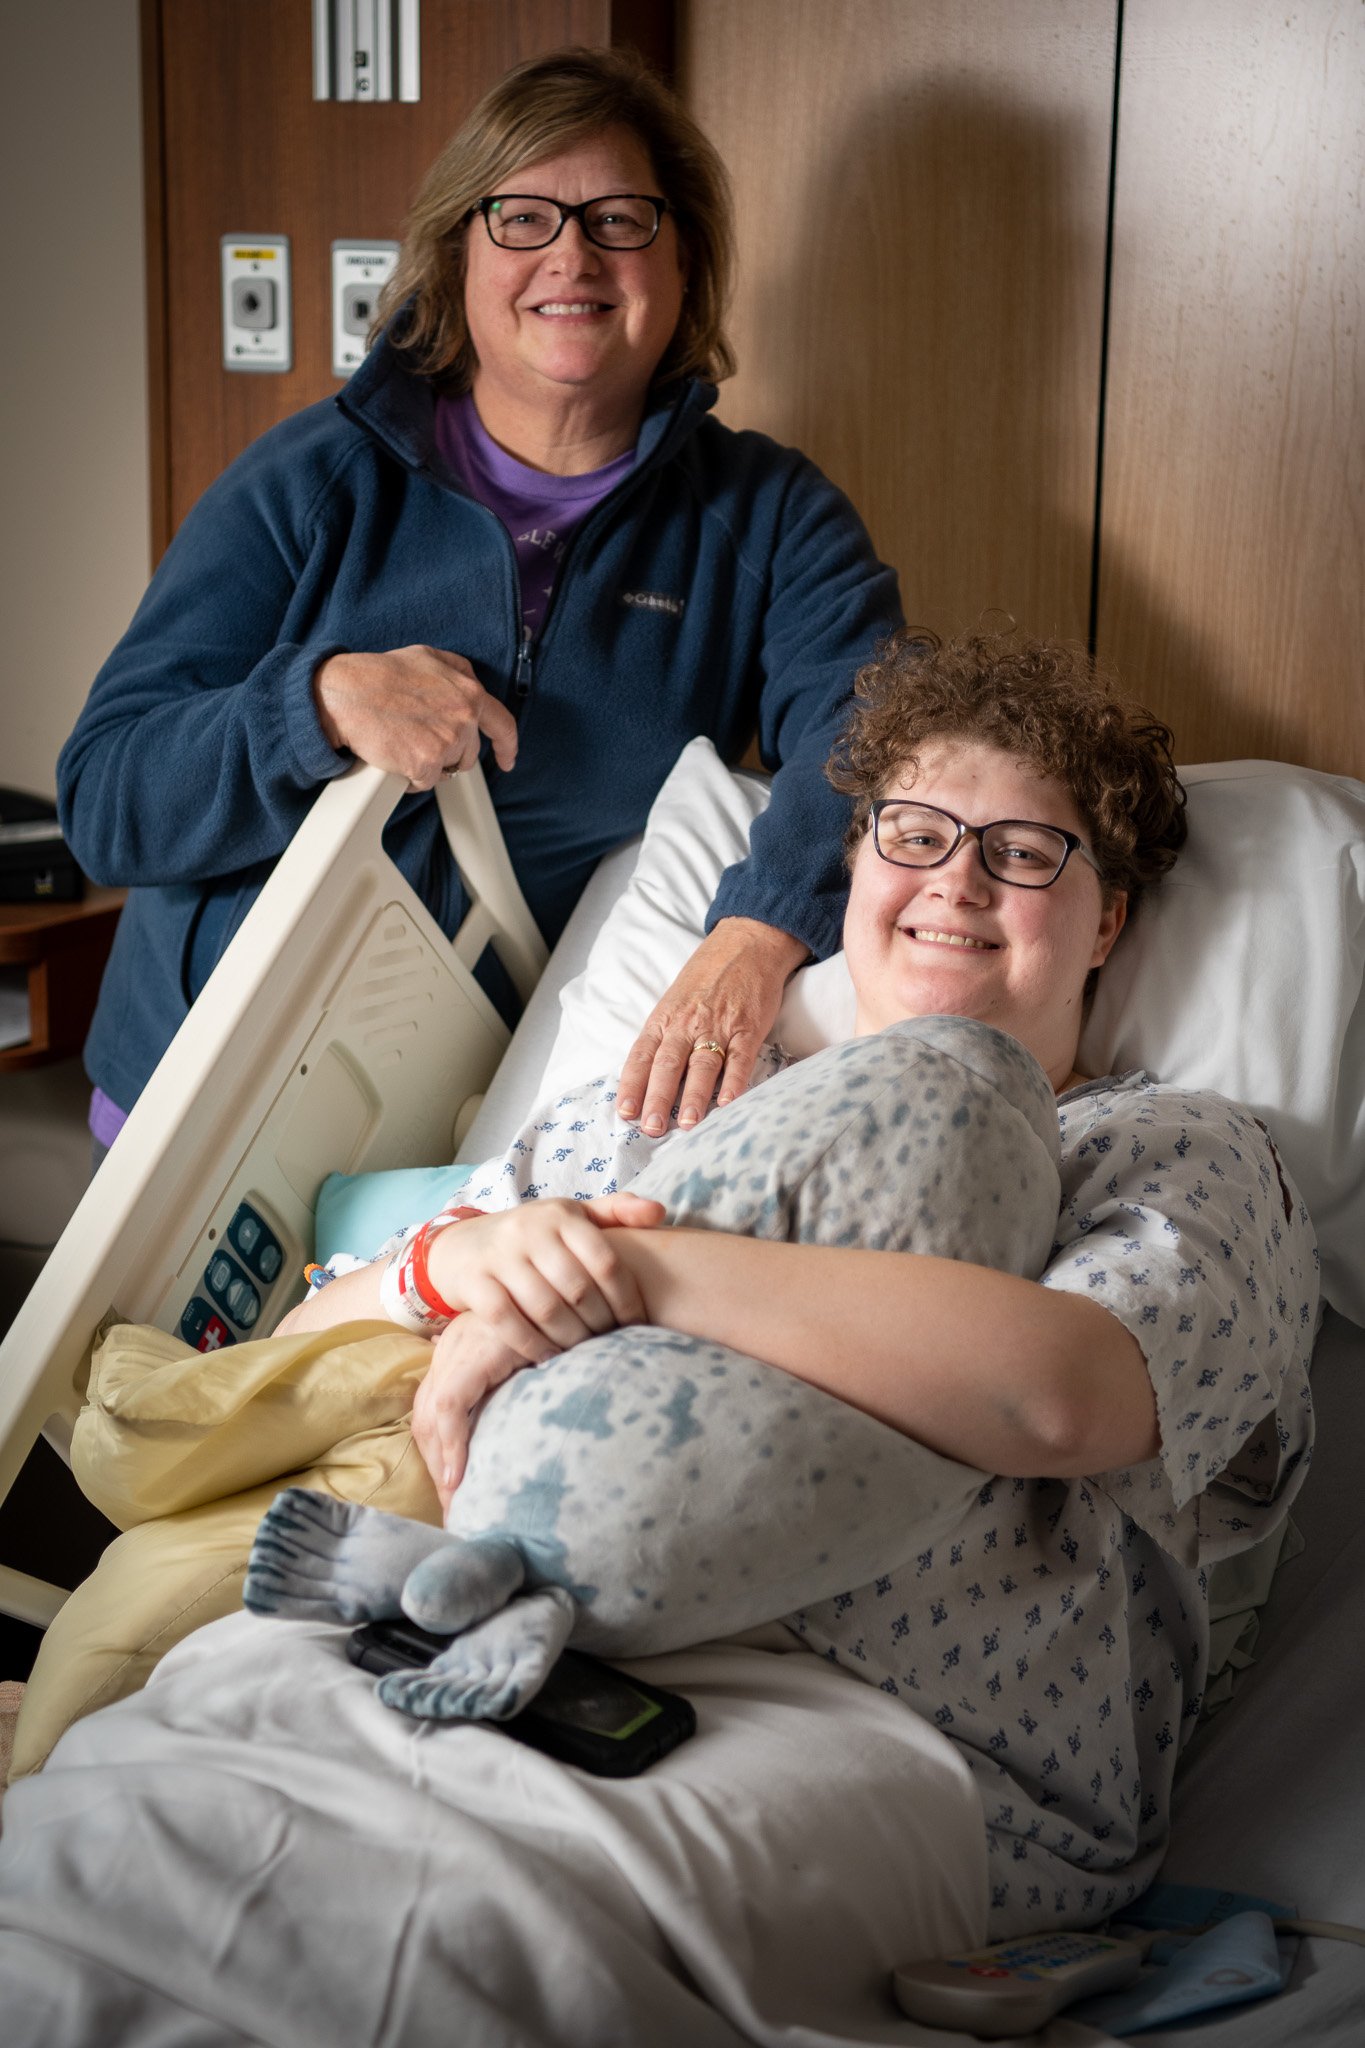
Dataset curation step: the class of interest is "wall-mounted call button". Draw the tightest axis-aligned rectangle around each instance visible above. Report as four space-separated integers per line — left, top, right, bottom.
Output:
331 241 398 377
222 234 292 372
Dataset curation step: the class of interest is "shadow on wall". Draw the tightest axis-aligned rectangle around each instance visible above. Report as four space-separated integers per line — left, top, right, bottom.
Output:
720 77 1254 761
726 81 1103 642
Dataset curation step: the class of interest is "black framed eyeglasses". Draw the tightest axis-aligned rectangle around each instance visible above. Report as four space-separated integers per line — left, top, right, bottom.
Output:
869 800 1103 890
470 192 668 251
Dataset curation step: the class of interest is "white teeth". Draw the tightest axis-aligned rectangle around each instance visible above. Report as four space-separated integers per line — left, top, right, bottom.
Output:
911 929 993 950
535 302 606 316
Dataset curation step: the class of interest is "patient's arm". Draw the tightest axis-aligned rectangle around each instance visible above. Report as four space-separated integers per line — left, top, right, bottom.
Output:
609 1016 1156 1479
410 1235 1153 1507
274 1261 389 1337
277 1193 663 1348
611 1229 1157 1479
420 1018 1156 1481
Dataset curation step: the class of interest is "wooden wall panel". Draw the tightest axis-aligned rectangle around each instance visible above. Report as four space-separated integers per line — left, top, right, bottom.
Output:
149 0 672 547
678 0 1117 644
1097 1 1365 774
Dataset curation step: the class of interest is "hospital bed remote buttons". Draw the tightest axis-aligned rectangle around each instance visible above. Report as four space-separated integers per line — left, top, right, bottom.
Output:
179 1297 237 1352
227 1202 283 1283
203 1251 262 1330
891 1929 1144 2035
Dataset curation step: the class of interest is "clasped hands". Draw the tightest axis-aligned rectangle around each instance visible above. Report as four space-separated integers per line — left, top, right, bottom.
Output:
412 1195 663 1513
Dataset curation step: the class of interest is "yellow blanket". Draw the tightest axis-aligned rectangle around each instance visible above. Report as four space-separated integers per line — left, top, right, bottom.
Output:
10 1319 439 1780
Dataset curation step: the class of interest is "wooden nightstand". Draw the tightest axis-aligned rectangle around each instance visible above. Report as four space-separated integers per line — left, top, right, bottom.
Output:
0 890 124 1073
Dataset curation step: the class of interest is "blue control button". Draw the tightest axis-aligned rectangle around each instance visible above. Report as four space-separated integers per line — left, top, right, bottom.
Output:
227 1202 283 1284
203 1251 261 1330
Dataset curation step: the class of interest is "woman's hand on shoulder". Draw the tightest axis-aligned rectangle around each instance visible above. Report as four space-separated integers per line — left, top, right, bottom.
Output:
616 918 808 1135
427 1194 664 1364
312 645 519 789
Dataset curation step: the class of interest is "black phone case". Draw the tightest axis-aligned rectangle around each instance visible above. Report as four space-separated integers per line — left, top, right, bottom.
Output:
347 1624 697 1777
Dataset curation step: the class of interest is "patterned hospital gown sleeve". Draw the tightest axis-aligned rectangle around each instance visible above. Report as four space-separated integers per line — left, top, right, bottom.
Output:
1045 1076 1317 1567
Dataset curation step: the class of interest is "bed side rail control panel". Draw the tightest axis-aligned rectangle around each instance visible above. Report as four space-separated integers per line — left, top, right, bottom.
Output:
177 1199 289 1351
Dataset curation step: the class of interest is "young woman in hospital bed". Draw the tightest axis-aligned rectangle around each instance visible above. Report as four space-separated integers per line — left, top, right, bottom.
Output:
0 632 1316 2046
249 626 1306 1914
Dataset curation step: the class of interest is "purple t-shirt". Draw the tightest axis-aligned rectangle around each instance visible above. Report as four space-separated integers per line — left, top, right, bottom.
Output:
90 395 638 1143
434 393 635 640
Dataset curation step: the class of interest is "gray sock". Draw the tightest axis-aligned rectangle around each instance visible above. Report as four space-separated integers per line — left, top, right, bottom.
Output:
244 1487 452 1624
400 1535 527 1635
378 1586 576 1722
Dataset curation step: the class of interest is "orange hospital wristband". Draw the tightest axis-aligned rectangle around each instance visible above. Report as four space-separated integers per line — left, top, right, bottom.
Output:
407 1207 485 1321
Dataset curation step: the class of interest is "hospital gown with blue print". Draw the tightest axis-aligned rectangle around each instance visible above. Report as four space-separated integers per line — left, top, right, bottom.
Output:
366 1057 1319 1941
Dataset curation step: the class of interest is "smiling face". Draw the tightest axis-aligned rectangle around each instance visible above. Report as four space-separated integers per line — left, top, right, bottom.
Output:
462 126 686 457
842 739 1127 1092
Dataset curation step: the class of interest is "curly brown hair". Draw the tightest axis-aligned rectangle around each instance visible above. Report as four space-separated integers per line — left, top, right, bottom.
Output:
376 46 735 392
826 630 1187 913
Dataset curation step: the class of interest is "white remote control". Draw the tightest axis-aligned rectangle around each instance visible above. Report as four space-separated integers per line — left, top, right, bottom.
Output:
891 1928 1144 2036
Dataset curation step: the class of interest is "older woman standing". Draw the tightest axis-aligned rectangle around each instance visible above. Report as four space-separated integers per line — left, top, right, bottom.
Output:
58 47 900 1157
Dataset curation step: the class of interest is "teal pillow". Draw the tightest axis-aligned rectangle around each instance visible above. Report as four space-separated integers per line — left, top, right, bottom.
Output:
313 1162 476 1266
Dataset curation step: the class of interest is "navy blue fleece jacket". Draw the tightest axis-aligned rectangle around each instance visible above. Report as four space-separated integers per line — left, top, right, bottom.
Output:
57 337 902 1114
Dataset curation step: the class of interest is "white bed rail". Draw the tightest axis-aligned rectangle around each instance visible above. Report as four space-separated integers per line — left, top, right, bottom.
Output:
0 763 546 1625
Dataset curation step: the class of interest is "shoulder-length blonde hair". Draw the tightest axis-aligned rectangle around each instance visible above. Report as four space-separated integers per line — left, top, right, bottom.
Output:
376 45 736 391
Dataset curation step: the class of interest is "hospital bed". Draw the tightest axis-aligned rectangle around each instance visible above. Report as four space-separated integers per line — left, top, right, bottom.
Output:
0 743 1362 2045
0 762 548 1631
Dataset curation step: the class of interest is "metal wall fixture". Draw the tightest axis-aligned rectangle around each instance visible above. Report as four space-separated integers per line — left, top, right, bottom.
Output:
331 241 399 377
221 235 292 373
313 0 420 102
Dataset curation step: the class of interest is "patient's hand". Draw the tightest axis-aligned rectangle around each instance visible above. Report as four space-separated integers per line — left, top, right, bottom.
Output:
426 1194 664 1361
414 1314 529 1510
416 1194 665 1509
616 918 807 1135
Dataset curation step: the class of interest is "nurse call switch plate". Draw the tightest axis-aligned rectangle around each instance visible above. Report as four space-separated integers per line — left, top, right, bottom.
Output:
331 241 398 376
221 235 292 372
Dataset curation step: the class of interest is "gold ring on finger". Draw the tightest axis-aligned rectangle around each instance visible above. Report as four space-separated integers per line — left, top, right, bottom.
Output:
692 1038 726 1058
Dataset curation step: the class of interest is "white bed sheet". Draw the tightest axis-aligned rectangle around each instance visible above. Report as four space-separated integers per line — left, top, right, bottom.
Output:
0 1614 991 2048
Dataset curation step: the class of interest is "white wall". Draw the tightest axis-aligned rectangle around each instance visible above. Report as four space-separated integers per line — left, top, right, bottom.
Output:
0 0 149 800
0 0 148 1248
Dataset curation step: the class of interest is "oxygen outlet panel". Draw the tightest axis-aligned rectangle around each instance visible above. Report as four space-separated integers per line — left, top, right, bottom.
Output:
331 241 399 376
221 235 292 373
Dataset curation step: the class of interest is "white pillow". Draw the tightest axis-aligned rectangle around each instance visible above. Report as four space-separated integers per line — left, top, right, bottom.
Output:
538 740 773 1102
1078 759 1365 1325
543 739 1365 1325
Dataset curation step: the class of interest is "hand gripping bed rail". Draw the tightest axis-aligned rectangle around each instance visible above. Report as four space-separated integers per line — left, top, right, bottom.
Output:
0 763 547 1627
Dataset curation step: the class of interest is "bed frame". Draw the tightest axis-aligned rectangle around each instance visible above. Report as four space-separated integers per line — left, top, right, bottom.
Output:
0 764 547 1630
